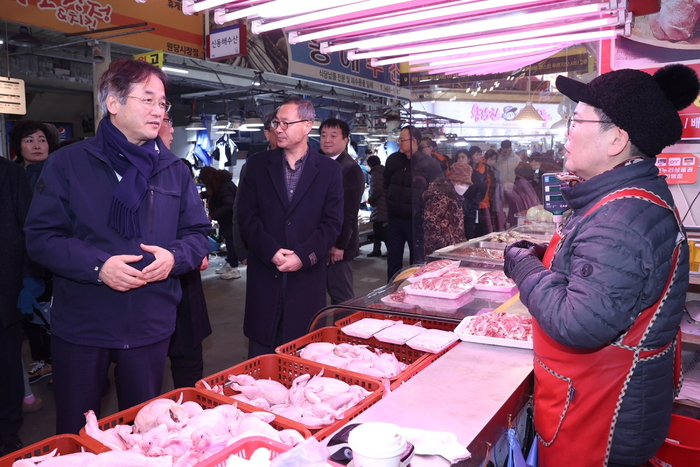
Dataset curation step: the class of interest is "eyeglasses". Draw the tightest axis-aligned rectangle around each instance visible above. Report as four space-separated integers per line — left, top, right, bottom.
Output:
566 116 612 134
398 138 413 143
270 119 310 130
163 118 173 126
127 95 172 112
418 145 430 150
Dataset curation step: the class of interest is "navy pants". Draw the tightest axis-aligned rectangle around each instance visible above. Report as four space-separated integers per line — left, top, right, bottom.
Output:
52 335 169 434
387 214 414 282
0 321 23 437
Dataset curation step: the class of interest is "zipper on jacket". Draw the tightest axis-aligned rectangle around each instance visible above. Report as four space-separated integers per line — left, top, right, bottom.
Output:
149 189 155 234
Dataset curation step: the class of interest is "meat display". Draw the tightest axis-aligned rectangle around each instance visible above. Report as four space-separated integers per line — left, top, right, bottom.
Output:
408 259 459 282
442 267 485 284
448 247 505 260
459 313 533 342
481 231 539 244
408 276 474 295
475 271 517 291
405 329 459 353
297 342 408 379
341 317 396 338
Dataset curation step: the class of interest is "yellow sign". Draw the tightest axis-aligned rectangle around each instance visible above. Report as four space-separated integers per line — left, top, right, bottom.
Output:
3 0 204 59
134 51 164 68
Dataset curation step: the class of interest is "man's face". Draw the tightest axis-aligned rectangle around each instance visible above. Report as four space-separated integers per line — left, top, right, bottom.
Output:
264 128 278 150
274 103 312 151
158 112 174 150
107 73 165 146
398 129 415 157
419 142 432 156
320 125 348 157
564 102 616 181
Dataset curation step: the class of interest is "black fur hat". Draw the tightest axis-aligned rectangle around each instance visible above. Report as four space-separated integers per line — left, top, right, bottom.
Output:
555 64 699 157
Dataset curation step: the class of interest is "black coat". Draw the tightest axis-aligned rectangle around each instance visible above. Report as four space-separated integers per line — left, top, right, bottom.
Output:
206 180 236 238
368 165 388 223
0 158 31 329
237 147 343 345
384 150 442 220
333 152 366 261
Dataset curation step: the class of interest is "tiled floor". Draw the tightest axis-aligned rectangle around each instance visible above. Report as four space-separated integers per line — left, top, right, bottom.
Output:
17 243 398 448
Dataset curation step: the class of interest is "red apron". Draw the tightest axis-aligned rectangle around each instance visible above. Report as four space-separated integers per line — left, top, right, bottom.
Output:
534 188 684 467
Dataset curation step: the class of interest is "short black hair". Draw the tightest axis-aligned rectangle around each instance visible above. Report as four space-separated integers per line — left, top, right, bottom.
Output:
500 139 512 149
9 120 57 161
367 155 381 167
319 118 350 139
402 125 422 144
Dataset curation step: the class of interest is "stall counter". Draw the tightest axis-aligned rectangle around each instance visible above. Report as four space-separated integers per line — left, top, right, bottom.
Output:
324 341 534 466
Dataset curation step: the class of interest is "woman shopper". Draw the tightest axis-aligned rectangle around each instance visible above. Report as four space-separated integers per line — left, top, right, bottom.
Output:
199 167 240 280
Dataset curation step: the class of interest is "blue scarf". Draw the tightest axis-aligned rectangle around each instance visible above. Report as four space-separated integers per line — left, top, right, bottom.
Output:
99 117 160 239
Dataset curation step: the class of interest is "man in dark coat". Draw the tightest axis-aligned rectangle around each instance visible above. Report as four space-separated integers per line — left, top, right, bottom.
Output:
384 125 442 281
320 118 366 304
238 98 343 358
0 157 31 456
24 59 210 434
367 155 388 256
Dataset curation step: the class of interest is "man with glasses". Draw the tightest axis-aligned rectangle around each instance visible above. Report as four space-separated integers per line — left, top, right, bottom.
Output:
503 65 699 467
238 97 343 358
25 58 210 434
384 126 442 281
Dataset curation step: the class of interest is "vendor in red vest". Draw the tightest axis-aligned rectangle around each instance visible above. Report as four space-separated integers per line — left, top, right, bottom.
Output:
503 64 699 467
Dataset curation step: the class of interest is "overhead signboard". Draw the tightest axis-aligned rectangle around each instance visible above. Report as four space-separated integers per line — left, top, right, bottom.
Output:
208 24 246 61
134 50 164 67
0 77 26 115
656 154 698 185
3 0 204 59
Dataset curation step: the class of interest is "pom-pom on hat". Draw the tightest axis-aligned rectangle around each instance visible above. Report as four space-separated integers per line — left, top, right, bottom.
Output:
555 64 699 157
448 162 473 184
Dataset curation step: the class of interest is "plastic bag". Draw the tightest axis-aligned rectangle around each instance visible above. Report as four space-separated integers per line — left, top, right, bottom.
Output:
507 429 527 467
270 437 333 467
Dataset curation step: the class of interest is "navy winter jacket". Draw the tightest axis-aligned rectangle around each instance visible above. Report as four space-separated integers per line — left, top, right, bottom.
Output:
24 132 210 349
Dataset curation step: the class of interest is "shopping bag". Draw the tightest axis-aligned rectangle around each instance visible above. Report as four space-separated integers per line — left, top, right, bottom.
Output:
507 429 527 467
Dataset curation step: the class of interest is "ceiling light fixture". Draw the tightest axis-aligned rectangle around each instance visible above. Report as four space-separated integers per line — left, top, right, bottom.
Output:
92 41 105 63
162 66 189 74
8 26 42 48
185 116 206 131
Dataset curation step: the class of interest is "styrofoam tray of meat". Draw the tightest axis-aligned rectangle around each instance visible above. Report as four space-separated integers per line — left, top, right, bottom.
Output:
403 289 475 312
379 290 418 309
373 323 429 345
455 313 533 350
403 277 474 300
473 270 517 293
405 329 460 353
341 317 397 339
406 259 460 283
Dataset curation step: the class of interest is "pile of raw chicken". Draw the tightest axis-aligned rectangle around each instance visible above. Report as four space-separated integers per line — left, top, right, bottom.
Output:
204 369 379 428
12 394 306 467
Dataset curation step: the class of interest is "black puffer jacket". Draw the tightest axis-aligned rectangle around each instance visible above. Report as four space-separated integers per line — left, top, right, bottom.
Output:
513 158 688 465
368 164 388 223
384 150 442 219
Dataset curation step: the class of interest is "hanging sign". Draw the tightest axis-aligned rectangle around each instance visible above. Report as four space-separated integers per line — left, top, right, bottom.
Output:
656 154 698 185
0 77 26 115
134 51 164 68
208 24 247 61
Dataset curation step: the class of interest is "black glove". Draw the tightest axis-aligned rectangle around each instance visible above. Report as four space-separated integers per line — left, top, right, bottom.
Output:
530 242 548 260
504 242 538 279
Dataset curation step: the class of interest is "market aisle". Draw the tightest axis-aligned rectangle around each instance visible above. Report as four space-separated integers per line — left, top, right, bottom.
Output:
17 243 400 447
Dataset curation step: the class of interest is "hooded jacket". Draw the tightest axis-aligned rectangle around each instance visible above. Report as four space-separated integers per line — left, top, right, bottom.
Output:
24 127 210 349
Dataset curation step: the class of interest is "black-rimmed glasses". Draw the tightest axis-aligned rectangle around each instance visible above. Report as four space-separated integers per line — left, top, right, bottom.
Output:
270 119 310 130
566 116 612 134
127 95 172 112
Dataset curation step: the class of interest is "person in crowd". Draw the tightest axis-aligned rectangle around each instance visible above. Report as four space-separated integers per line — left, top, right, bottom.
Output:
505 161 540 226
366 155 388 257
422 162 472 255
320 118 365 305
24 58 210 434
503 64 698 467
384 126 442 281
8 121 57 387
454 149 469 164
237 97 343 358
199 167 240 280
420 137 449 174
0 157 32 456
158 113 212 389
473 149 496 237
495 139 519 191
231 111 278 266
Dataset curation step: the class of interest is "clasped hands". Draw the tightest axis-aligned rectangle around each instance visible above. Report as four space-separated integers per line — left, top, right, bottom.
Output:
98 244 174 292
272 248 302 272
503 240 547 279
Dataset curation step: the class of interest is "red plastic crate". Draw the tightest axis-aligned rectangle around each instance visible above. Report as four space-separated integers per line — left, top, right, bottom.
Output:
79 387 311 447
276 326 456 390
334 310 458 331
194 436 289 467
195 354 384 440
0 434 108 467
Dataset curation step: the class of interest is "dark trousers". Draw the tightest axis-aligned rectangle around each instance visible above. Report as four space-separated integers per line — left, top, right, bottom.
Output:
0 321 23 436
24 321 51 363
52 335 169 434
371 221 388 254
327 260 354 305
224 233 238 268
387 214 414 282
248 274 286 359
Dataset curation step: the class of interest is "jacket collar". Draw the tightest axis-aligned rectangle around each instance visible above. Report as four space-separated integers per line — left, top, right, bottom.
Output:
84 129 180 174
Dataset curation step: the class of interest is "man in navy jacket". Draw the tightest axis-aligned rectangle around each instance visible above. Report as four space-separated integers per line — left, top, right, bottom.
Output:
24 59 209 434
238 98 343 358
